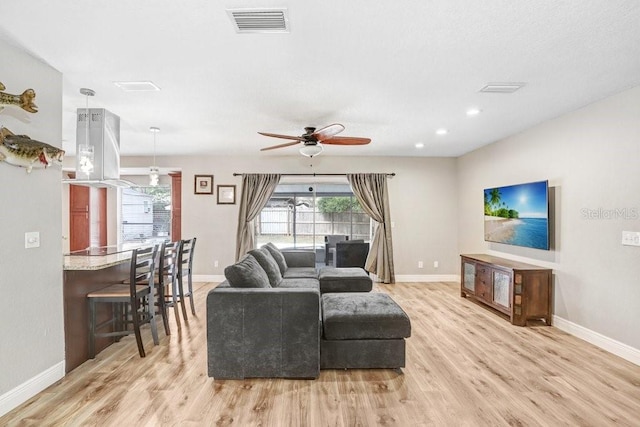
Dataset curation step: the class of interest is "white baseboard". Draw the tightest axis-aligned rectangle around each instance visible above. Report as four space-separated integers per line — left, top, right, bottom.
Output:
196 275 461 284
198 274 462 284
193 274 225 283
553 315 640 366
394 274 459 283
0 361 65 417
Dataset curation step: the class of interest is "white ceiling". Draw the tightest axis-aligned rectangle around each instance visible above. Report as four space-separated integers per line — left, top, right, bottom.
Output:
1 1 639 158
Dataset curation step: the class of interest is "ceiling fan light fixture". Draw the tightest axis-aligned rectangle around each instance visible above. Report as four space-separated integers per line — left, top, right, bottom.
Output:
299 144 323 157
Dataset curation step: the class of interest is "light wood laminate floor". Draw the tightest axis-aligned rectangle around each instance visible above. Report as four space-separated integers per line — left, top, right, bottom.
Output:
2 281 639 426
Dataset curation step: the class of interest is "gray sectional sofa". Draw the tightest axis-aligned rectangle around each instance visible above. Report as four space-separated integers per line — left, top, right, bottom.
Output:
206 243 410 380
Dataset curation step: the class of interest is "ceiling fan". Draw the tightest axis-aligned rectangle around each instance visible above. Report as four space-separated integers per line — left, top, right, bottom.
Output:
258 123 371 157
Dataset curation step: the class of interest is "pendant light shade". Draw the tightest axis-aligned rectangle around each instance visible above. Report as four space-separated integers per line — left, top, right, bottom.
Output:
149 127 160 186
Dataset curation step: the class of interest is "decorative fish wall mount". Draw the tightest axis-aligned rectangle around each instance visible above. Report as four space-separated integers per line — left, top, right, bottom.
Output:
0 82 38 113
0 127 64 173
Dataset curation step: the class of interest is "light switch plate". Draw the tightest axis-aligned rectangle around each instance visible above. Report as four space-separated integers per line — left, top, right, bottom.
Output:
622 231 640 246
25 231 40 249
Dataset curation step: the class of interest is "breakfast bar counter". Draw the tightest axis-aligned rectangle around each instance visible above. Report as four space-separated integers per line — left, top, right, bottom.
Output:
63 246 136 372
64 252 132 271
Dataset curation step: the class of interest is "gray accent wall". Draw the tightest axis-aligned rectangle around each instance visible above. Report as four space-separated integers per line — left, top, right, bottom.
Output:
0 38 64 399
457 85 640 351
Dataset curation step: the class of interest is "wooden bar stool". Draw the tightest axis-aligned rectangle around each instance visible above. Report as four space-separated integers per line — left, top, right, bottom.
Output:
87 245 159 358
177 237 197 317
157 240 181 331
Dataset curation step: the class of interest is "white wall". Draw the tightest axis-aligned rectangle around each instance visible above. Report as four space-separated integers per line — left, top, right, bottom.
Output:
0 38 64 413
120 155 460 281
457 86 640 355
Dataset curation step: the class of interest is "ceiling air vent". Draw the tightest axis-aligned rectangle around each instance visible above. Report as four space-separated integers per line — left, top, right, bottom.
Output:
479 82 526 93
227 8 289 33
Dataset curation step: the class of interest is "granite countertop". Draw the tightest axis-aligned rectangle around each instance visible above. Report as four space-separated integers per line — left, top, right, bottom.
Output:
63 251 132 271
63 243 159 271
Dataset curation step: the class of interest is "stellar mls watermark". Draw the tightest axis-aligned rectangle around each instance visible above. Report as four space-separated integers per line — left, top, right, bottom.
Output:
580 207 639 220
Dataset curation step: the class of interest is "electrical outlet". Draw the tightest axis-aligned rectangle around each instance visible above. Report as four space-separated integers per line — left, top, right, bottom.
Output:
25 231 40 249
214 260 219 268
418 261 424 269
622 231 640 246
433 261 439 268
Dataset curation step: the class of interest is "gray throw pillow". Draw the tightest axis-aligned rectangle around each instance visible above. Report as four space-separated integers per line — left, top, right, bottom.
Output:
248 247 283 287
224 255 271 288
264 242 288 275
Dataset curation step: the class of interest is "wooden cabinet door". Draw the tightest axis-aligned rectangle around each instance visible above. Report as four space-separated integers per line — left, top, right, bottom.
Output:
69 185 107 251
70 185 90 251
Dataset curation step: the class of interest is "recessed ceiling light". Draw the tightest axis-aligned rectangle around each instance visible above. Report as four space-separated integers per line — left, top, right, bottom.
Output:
415 142 424 148
466 108 481 116
435 129 448 135
113 81 161 92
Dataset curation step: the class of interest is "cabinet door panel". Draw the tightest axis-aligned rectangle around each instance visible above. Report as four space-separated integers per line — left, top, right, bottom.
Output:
463 262 475 292
493 270 511 308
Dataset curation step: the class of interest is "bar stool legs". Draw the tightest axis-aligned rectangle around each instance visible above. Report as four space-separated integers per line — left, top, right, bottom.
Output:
178 237 197 318
87 245 159 359
157 240 180 334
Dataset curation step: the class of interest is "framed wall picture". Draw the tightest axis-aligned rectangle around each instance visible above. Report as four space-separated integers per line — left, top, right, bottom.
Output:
217 185 236 205
194 175 214 195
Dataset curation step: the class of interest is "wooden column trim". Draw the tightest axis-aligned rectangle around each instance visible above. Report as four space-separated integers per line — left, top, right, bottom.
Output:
170 172 182 241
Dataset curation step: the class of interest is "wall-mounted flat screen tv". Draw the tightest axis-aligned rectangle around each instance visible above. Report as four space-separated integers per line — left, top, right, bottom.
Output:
484 180 550 250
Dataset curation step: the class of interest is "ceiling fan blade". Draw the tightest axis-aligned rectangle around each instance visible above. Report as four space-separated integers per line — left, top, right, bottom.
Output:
260 140 301 151
313 123 345 141
321 136 371 145
258 132 306 141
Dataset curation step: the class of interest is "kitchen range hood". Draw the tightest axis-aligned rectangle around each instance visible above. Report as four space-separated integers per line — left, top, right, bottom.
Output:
62 108 134 188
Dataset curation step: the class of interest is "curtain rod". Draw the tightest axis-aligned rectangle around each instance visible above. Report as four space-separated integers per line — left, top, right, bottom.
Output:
232 172 395 177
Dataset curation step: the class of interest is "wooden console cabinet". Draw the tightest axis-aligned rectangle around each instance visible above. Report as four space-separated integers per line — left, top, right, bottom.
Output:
460 254 552 326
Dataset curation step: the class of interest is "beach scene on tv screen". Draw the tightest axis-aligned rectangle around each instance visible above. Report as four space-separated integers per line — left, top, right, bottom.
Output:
484 181 549 250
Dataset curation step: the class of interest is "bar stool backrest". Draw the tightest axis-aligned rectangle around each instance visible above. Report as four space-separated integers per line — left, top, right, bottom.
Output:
178 237 196 277
130 245 158 300
159 241 179 285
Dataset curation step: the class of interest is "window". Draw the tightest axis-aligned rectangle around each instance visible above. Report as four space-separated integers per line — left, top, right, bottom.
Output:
255 183 370 252
121 186 172 244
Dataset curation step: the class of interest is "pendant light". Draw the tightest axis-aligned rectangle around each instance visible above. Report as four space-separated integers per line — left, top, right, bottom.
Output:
78 88 95 177
149 127 160 186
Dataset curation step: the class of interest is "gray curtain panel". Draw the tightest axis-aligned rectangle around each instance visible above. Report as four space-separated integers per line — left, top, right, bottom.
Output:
235 173 281 260
347 173 395 284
